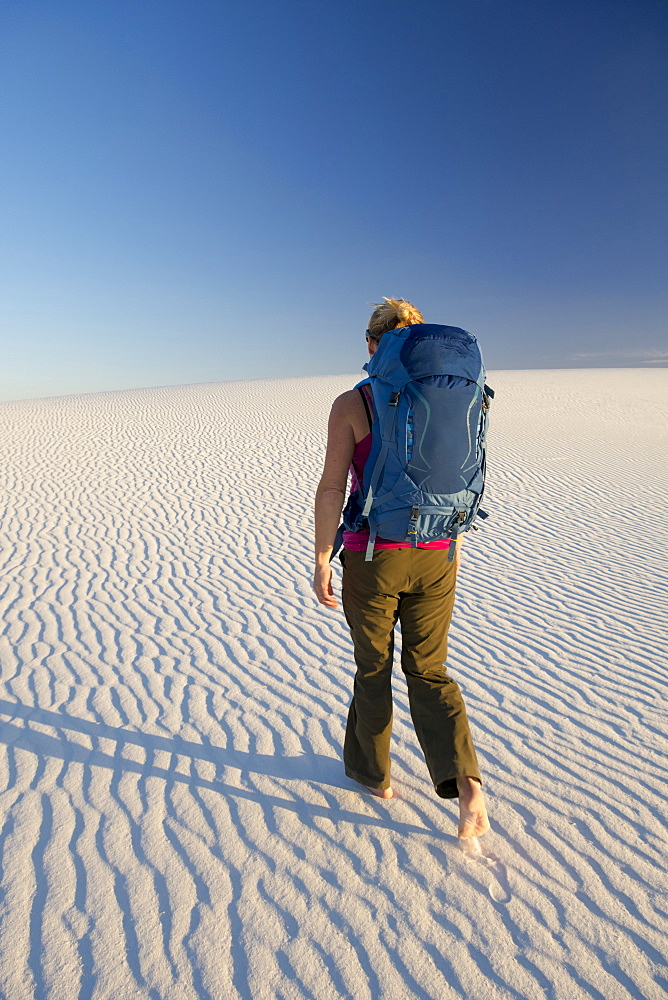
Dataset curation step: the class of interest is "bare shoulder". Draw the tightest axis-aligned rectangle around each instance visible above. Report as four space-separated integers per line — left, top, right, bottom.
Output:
329 387 369 444
330 388 361 417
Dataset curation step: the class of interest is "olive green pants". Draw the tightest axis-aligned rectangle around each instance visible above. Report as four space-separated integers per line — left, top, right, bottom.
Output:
341 548 481 799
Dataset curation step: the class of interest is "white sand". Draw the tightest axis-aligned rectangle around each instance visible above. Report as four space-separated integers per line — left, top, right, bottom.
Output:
0 369 666 1000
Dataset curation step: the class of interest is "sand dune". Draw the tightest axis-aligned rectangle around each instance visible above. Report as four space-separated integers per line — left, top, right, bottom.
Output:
0 369 666 1000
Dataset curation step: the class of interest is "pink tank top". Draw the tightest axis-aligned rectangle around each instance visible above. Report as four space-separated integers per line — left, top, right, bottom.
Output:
342 387 449 552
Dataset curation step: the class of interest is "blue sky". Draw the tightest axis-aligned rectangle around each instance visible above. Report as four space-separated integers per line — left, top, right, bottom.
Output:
1 0 666 401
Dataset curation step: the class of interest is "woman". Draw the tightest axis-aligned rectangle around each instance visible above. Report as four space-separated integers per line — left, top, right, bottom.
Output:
313 298 489 840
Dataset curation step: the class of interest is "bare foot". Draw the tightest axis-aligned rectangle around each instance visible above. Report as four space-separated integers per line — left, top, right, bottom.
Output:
456 777 490 839
356 780 394 799
370 786 394 799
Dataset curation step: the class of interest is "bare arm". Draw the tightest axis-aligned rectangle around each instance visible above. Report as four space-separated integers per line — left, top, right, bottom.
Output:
313 393 357 609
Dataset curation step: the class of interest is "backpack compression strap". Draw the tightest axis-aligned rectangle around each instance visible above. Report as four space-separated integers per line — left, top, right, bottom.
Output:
362 388 402 560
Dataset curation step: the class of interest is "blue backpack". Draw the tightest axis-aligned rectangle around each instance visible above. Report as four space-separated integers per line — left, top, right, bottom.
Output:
341 323 494 561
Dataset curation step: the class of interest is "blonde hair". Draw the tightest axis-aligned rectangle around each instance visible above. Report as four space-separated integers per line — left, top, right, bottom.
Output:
367 297 424 341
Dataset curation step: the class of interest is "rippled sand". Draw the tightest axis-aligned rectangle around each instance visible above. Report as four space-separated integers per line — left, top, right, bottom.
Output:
0 370 666 999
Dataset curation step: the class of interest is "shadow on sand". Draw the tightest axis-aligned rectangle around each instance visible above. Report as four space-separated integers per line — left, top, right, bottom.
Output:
0 698 436 837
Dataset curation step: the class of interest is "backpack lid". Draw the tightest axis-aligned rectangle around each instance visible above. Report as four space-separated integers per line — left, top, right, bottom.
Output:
365 324 485 387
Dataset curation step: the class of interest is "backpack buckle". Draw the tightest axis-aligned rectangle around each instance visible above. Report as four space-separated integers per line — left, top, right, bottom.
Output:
407 506 420 535
389 391 401 406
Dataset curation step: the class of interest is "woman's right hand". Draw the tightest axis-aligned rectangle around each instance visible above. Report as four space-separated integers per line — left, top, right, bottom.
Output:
313 561 338 609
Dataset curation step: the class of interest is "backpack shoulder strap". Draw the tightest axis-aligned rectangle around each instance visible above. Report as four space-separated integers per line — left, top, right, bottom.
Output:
357 385 372 432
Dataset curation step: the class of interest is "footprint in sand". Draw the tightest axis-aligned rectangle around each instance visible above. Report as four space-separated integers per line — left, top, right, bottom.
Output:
461 838 512 904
